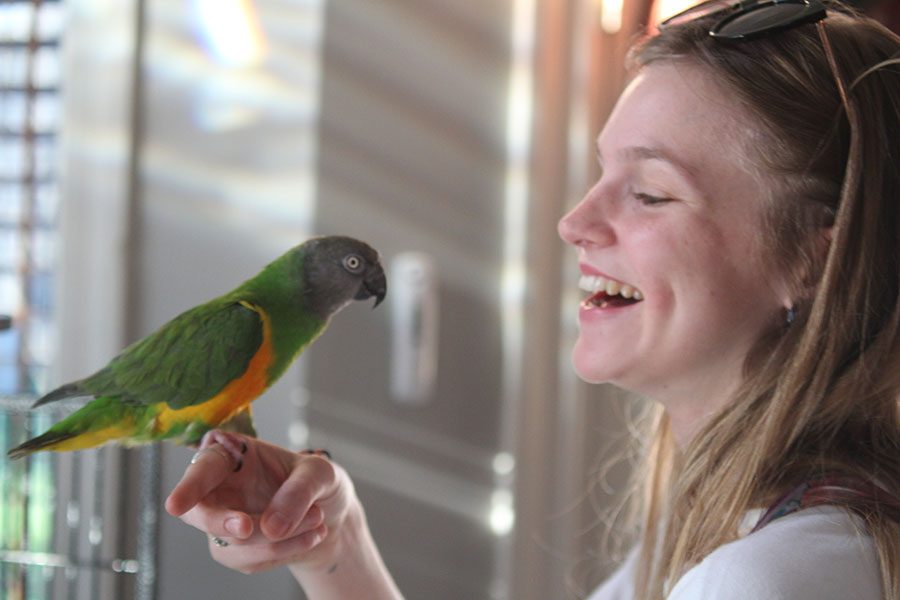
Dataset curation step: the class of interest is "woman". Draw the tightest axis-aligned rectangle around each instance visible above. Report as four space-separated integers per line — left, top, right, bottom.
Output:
166 2 900 597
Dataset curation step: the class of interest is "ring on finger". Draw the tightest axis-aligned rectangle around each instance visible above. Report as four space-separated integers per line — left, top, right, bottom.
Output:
211 536 229 548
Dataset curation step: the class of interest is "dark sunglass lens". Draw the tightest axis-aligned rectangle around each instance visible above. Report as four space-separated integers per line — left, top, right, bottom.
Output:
660 0 735 28
713 2 826 38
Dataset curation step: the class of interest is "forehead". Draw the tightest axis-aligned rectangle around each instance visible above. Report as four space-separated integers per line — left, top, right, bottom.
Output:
598 62 752 173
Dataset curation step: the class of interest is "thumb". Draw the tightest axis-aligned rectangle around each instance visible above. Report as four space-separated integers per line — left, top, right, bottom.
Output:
261 457 335 541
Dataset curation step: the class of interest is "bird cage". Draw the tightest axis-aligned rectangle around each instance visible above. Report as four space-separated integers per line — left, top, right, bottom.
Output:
1 395 160 600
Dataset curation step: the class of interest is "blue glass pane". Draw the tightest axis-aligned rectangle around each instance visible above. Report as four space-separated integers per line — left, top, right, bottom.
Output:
27 272 53 315
0 186 23 225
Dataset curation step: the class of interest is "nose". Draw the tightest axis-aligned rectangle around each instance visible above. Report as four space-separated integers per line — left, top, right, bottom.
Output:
558 184 614 248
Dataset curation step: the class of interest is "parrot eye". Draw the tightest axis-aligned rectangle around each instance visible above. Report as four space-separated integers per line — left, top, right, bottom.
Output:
342 254 364 274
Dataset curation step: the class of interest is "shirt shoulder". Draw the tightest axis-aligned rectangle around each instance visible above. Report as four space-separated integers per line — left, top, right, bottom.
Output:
586 545 640 600
667 506 882 600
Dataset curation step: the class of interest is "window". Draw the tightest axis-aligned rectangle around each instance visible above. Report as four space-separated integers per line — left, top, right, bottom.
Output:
0 0 63 396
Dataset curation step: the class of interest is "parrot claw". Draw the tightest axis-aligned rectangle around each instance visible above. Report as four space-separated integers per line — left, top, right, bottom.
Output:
199 430 248 472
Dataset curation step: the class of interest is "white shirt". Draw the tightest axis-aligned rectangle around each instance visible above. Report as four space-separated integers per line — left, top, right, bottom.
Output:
587 506 881 599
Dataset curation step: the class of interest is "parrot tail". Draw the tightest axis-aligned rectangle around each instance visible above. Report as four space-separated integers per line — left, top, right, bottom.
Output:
7 396 140 460
32 382 86 408
7 430 77 460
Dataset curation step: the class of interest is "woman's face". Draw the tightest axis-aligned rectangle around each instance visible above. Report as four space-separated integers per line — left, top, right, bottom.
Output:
559 62 788 417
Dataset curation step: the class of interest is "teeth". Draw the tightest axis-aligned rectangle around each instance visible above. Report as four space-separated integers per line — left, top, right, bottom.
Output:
578 275 605 292
578 274 643 300
605 280 621 296
578 275 599 292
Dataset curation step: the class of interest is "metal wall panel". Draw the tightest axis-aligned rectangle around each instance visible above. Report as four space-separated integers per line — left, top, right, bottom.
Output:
306 1 516 598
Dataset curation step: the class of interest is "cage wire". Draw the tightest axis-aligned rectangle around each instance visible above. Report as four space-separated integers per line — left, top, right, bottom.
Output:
1 1 158 598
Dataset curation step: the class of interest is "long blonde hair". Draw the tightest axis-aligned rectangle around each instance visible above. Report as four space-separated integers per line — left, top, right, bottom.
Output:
624 5 900 598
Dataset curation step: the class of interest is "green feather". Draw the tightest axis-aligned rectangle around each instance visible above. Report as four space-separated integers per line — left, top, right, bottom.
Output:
7 235 386 459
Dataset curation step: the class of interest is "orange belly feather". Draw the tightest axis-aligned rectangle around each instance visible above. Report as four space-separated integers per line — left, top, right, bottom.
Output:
154 302 274 434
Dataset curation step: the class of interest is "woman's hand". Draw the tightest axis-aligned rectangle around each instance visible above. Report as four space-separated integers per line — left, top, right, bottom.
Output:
164 432 355 574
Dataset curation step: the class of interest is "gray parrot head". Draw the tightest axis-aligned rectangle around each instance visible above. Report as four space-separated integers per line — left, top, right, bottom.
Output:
300 235 387 318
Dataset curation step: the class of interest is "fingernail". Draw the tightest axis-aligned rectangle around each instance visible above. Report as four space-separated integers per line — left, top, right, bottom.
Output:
312 525 328 547
224 517 242 537
266 512 288 538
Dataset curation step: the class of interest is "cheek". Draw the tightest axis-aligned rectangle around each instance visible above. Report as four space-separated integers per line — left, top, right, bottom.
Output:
675 248 780 347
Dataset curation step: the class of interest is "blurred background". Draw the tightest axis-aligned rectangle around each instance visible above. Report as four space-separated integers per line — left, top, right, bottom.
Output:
1 0 897 599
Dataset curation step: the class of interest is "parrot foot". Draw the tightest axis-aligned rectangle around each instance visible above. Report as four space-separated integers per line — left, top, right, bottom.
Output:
198 430 248 472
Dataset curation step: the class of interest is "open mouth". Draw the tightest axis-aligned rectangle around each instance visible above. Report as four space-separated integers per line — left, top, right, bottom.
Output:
579 275 643 309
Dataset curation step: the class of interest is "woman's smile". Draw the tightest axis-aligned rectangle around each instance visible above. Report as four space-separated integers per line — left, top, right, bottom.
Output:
578 264 644 312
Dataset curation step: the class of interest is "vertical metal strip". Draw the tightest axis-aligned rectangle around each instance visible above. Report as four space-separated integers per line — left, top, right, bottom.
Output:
88 450 104 598
135 445 159 600
496 0 538 593
66 453 80 599
125 0 158 597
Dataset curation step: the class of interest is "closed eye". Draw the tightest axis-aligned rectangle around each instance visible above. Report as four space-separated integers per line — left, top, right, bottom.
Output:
634 192 673 206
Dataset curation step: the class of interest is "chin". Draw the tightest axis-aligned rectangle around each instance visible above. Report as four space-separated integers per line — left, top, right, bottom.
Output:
571 345 614 385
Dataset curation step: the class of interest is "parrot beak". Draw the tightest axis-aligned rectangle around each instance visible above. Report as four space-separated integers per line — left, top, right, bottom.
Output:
356 263 387 307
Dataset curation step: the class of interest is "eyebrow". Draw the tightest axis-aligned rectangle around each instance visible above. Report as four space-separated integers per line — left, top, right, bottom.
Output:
597 143 701 182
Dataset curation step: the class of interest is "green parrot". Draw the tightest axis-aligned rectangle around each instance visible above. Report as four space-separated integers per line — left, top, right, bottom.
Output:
7 235 386 461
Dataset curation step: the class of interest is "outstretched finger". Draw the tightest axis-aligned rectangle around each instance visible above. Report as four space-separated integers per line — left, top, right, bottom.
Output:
178 501 256 540
165 445 237 517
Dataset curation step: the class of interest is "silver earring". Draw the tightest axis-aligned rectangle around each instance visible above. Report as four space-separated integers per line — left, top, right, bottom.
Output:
785 305 797 327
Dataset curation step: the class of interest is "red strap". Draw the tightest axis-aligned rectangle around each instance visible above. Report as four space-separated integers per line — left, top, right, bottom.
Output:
751 474 900 534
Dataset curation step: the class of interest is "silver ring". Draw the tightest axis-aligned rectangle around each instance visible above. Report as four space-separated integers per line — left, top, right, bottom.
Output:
211 536 229 548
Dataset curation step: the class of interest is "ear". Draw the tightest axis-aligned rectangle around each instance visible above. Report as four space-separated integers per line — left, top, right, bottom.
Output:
795 225 834 304
773 277 796 316
815 225 834 265
776 224 834 312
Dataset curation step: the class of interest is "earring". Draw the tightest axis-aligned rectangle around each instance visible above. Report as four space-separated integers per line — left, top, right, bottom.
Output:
785 304 797 327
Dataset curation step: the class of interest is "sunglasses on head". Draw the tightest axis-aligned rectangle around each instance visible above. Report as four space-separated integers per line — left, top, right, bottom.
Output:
659 0 827 40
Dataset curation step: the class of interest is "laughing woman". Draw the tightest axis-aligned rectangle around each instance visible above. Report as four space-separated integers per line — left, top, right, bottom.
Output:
566 2 900 597
166 2 900 598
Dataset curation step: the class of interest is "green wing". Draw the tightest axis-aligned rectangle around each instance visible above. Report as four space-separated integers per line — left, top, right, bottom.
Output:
79 299 263 410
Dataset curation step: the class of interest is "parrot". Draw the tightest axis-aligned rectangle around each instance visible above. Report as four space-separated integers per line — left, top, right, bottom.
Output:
6 235 386 462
